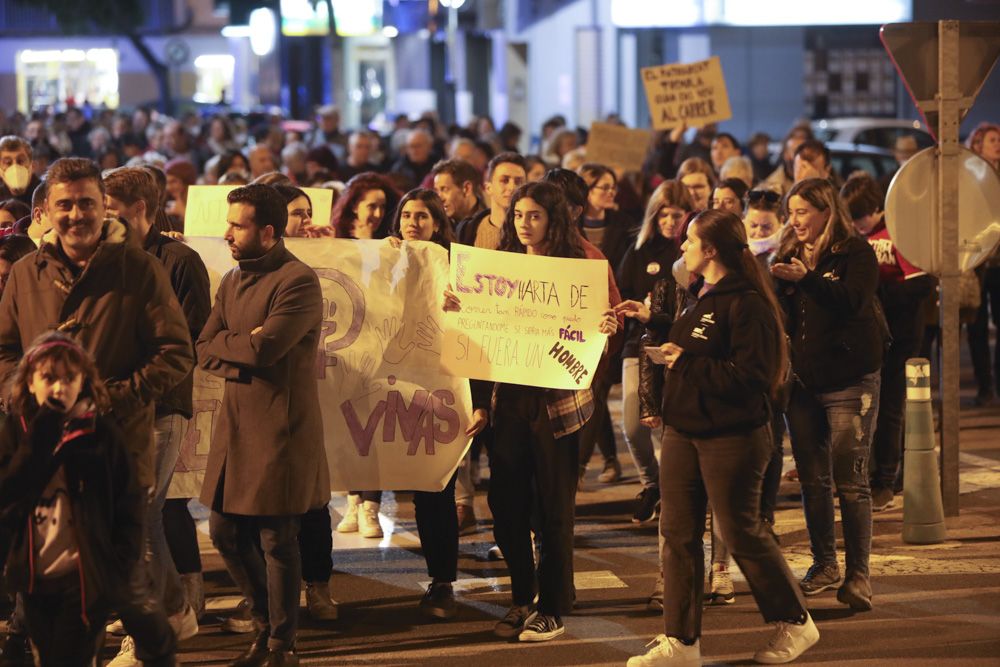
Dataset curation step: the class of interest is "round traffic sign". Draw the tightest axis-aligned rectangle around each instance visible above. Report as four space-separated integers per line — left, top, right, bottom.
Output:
885 146 1000 274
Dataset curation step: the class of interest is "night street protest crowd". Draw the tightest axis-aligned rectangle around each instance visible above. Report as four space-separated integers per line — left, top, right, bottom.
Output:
0 103 998 667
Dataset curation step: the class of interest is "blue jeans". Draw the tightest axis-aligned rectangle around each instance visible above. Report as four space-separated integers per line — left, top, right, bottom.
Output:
622 358 659 489
787 372 881 578
210 512 301 651
150 413 186 616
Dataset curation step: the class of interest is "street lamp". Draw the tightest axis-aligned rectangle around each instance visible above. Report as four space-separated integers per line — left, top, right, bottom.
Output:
249 7 277 57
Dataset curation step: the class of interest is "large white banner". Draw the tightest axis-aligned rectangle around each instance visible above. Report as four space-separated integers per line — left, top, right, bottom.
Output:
169 238 473 496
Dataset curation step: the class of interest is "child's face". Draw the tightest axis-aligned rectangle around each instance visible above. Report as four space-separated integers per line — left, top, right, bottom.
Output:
28 362 83 412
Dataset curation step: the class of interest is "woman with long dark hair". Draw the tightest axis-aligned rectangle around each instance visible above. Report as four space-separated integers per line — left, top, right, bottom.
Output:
770 177 883 611
390 188 455 249
387 188 484 619
445 181 618 642
575 162 635 484
332 173 403 539
629 209 818 666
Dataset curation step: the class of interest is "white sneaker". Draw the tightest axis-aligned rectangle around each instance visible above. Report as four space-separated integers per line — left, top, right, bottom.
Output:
359 500 383 538
627 635 701 667
106 617 126 635
306 581 340 621
707 562 735 605
336 494 360 533
169 603 199 641
753 613 819 664
107 635 139 667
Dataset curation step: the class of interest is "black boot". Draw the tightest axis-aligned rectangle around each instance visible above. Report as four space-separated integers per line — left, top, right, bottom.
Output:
264 650 300 667
228 630 270 667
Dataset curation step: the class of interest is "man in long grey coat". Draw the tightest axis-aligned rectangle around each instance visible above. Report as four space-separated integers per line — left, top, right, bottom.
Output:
196 183 328 667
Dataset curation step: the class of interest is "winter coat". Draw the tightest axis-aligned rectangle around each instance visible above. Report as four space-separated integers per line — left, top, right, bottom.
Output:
455 209 492 247
616 234 680 359
196 240 330 516
0 406 144 625
775 236 884 393
645 273 777 438
0 219 195 488
637 276 681 421
141 227 212 419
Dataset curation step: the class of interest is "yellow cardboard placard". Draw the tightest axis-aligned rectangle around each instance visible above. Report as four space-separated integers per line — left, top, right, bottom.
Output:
183 185 334 237
585 122 652 173
441 244 610 390
641 55 732 130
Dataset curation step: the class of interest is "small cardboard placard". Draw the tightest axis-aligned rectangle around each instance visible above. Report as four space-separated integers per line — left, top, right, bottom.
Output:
584 122 652 173
641 56 732 130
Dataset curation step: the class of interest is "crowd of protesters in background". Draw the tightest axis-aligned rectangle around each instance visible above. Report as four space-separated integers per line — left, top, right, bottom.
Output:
0 98 997 666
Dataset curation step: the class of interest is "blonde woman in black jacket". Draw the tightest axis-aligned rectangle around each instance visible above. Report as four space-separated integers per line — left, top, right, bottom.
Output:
628 210 817 667
771 178 883 612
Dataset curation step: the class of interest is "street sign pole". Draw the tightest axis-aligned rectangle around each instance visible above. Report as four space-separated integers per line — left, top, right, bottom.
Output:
937 21 960 517
882 19 1000 517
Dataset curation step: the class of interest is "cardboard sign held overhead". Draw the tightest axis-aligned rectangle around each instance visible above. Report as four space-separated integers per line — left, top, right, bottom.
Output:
641 56 732 130
585 122 652 173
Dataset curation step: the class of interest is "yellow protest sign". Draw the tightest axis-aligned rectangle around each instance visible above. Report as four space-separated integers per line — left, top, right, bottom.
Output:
641 55 732 130
441 244 610 390
183 185 334 237
175 238 472 494
585 122 652 173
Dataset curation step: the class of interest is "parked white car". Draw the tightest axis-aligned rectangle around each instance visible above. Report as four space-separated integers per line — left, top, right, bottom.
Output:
811 118 934 150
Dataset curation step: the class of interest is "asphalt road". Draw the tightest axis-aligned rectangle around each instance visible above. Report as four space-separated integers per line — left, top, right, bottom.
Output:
103 390 1000 666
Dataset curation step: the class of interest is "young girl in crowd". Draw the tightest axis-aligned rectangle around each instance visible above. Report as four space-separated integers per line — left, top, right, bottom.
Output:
771 177 883 611
709 177 749 216
615 180 691 525
0 333 144 666
389 188 489 619
742 188 788 534
445 181 618 642
840 174 933 511
576 162 634 485
629 209 818 666
614 180 690 613
333 172 402 538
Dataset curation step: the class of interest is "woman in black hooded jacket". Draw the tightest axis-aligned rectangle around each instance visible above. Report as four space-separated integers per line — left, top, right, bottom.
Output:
627 210 817 667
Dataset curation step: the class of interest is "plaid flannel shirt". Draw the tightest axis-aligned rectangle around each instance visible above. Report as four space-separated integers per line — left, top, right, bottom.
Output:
544 387 595 439
489 385 595 440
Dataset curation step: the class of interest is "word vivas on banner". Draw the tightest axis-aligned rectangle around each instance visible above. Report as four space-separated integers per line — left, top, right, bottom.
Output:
183 238 473 493
442 243 610 390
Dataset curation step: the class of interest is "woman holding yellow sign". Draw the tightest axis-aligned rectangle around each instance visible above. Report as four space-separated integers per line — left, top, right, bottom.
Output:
445 181 618 643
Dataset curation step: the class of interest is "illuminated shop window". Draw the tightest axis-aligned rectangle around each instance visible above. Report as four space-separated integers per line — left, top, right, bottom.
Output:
16 49 119 111
193 54 235 104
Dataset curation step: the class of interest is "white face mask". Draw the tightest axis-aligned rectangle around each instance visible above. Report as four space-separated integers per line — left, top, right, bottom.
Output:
2 164 30 194
748 231 782 257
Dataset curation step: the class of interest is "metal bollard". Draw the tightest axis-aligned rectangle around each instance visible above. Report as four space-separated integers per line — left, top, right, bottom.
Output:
902 358 947 544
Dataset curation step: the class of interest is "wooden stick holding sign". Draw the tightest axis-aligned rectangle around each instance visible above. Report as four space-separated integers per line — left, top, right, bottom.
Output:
641 55 732 130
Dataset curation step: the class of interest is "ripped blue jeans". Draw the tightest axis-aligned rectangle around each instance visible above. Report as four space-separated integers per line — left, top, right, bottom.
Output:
787 371 881 578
